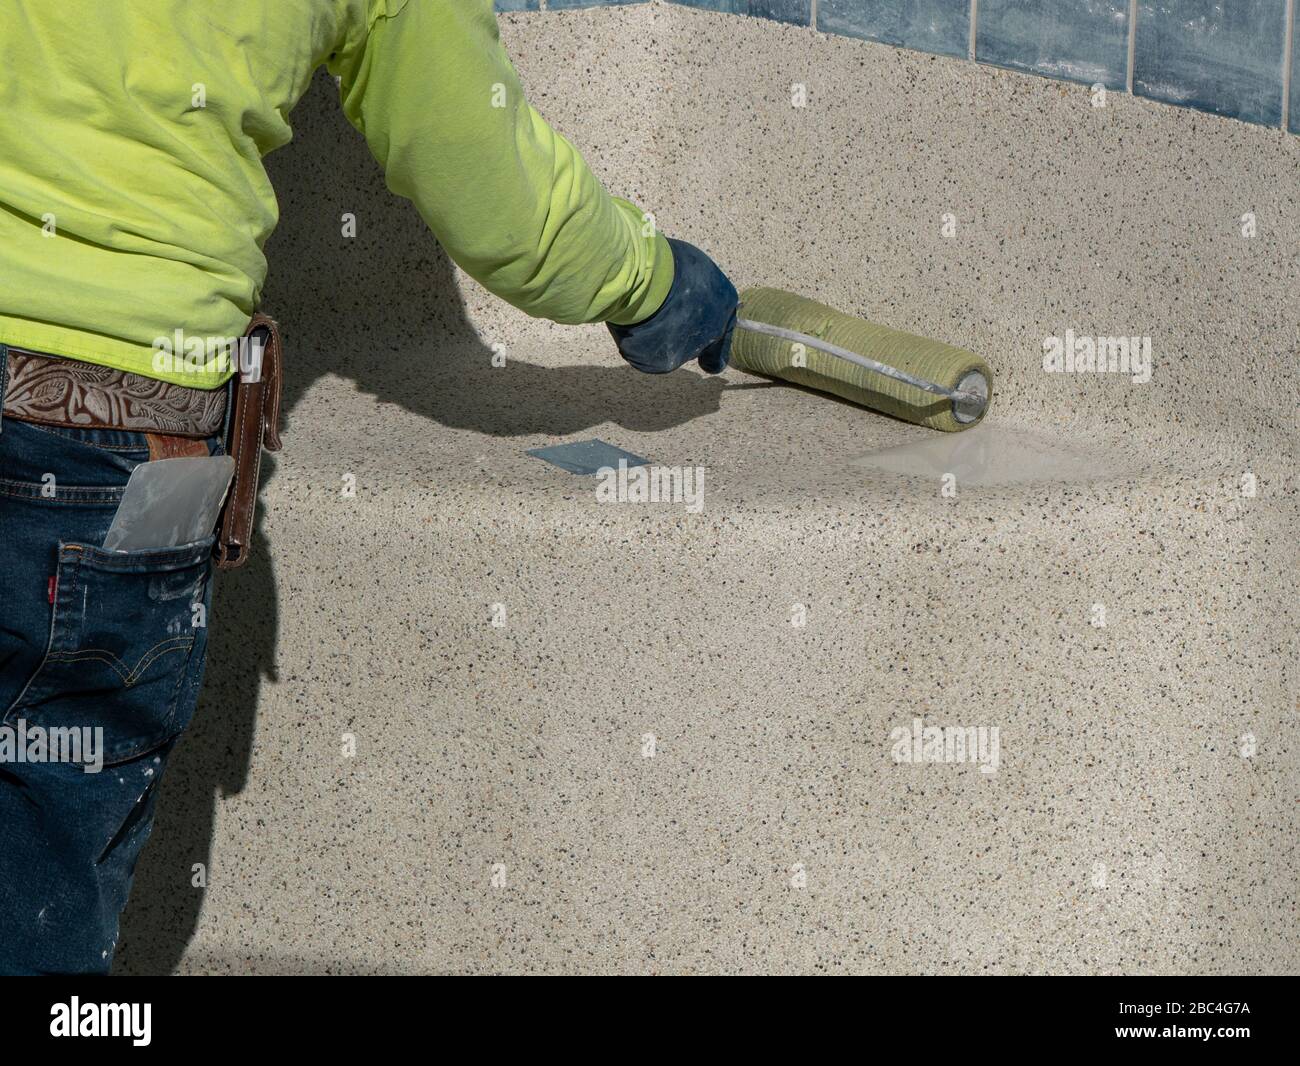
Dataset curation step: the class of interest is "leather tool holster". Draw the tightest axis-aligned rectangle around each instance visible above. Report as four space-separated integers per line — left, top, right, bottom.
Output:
214 313 284 570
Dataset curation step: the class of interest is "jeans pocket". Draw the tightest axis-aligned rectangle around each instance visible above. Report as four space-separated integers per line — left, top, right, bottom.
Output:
3 534 216 766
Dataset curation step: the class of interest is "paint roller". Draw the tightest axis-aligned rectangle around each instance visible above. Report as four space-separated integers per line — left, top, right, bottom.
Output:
730 287 992 432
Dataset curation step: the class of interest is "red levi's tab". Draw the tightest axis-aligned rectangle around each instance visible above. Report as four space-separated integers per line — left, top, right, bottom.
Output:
48 575 55 604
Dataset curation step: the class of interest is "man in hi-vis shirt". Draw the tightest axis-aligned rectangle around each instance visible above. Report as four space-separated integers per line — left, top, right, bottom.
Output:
0 0 736 974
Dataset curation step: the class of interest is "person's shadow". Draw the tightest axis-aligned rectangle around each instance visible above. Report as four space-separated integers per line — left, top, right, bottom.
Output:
113 71 726 974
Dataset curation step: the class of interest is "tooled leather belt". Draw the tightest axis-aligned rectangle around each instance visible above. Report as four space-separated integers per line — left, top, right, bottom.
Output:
0 313 284 569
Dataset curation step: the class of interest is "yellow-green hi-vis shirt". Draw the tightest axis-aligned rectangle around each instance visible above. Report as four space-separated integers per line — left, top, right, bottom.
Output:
0 0 673 389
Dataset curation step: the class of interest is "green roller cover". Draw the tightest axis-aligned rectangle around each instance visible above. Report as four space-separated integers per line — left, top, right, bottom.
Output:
731 287 993 432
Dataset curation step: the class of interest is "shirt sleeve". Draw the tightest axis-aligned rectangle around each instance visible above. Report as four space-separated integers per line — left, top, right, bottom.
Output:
326 0 673 326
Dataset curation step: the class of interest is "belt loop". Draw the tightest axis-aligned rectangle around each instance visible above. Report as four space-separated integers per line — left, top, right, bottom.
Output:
0 343 8 436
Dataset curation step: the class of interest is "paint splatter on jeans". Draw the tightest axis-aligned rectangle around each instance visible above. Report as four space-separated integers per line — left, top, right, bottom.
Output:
0 413 220 975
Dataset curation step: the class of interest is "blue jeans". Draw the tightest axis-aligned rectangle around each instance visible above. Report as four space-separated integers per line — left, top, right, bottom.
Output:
0 357 223 974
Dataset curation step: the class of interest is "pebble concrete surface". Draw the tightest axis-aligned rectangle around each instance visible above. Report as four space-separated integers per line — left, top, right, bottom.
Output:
114 4 1298 975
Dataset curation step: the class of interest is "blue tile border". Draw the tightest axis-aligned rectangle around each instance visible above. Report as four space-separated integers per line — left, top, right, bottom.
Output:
976 0 1130 89
1132 0 1287 127
508 0 1300 131
818 0 971 60
1291 5 1300 133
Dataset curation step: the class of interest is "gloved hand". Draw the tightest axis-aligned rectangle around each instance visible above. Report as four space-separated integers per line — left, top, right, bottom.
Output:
608 237 738 375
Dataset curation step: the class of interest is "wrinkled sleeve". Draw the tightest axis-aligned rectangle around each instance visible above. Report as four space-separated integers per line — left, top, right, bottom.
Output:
327 0 673 326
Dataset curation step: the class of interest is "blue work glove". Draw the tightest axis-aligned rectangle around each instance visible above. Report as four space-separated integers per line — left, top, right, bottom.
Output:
607 237 738 375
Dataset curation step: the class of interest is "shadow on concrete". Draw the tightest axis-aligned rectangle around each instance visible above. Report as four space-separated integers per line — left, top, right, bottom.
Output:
114 71 719 974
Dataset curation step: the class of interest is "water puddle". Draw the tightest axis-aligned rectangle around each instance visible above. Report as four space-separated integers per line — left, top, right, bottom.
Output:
850 423 1136 486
